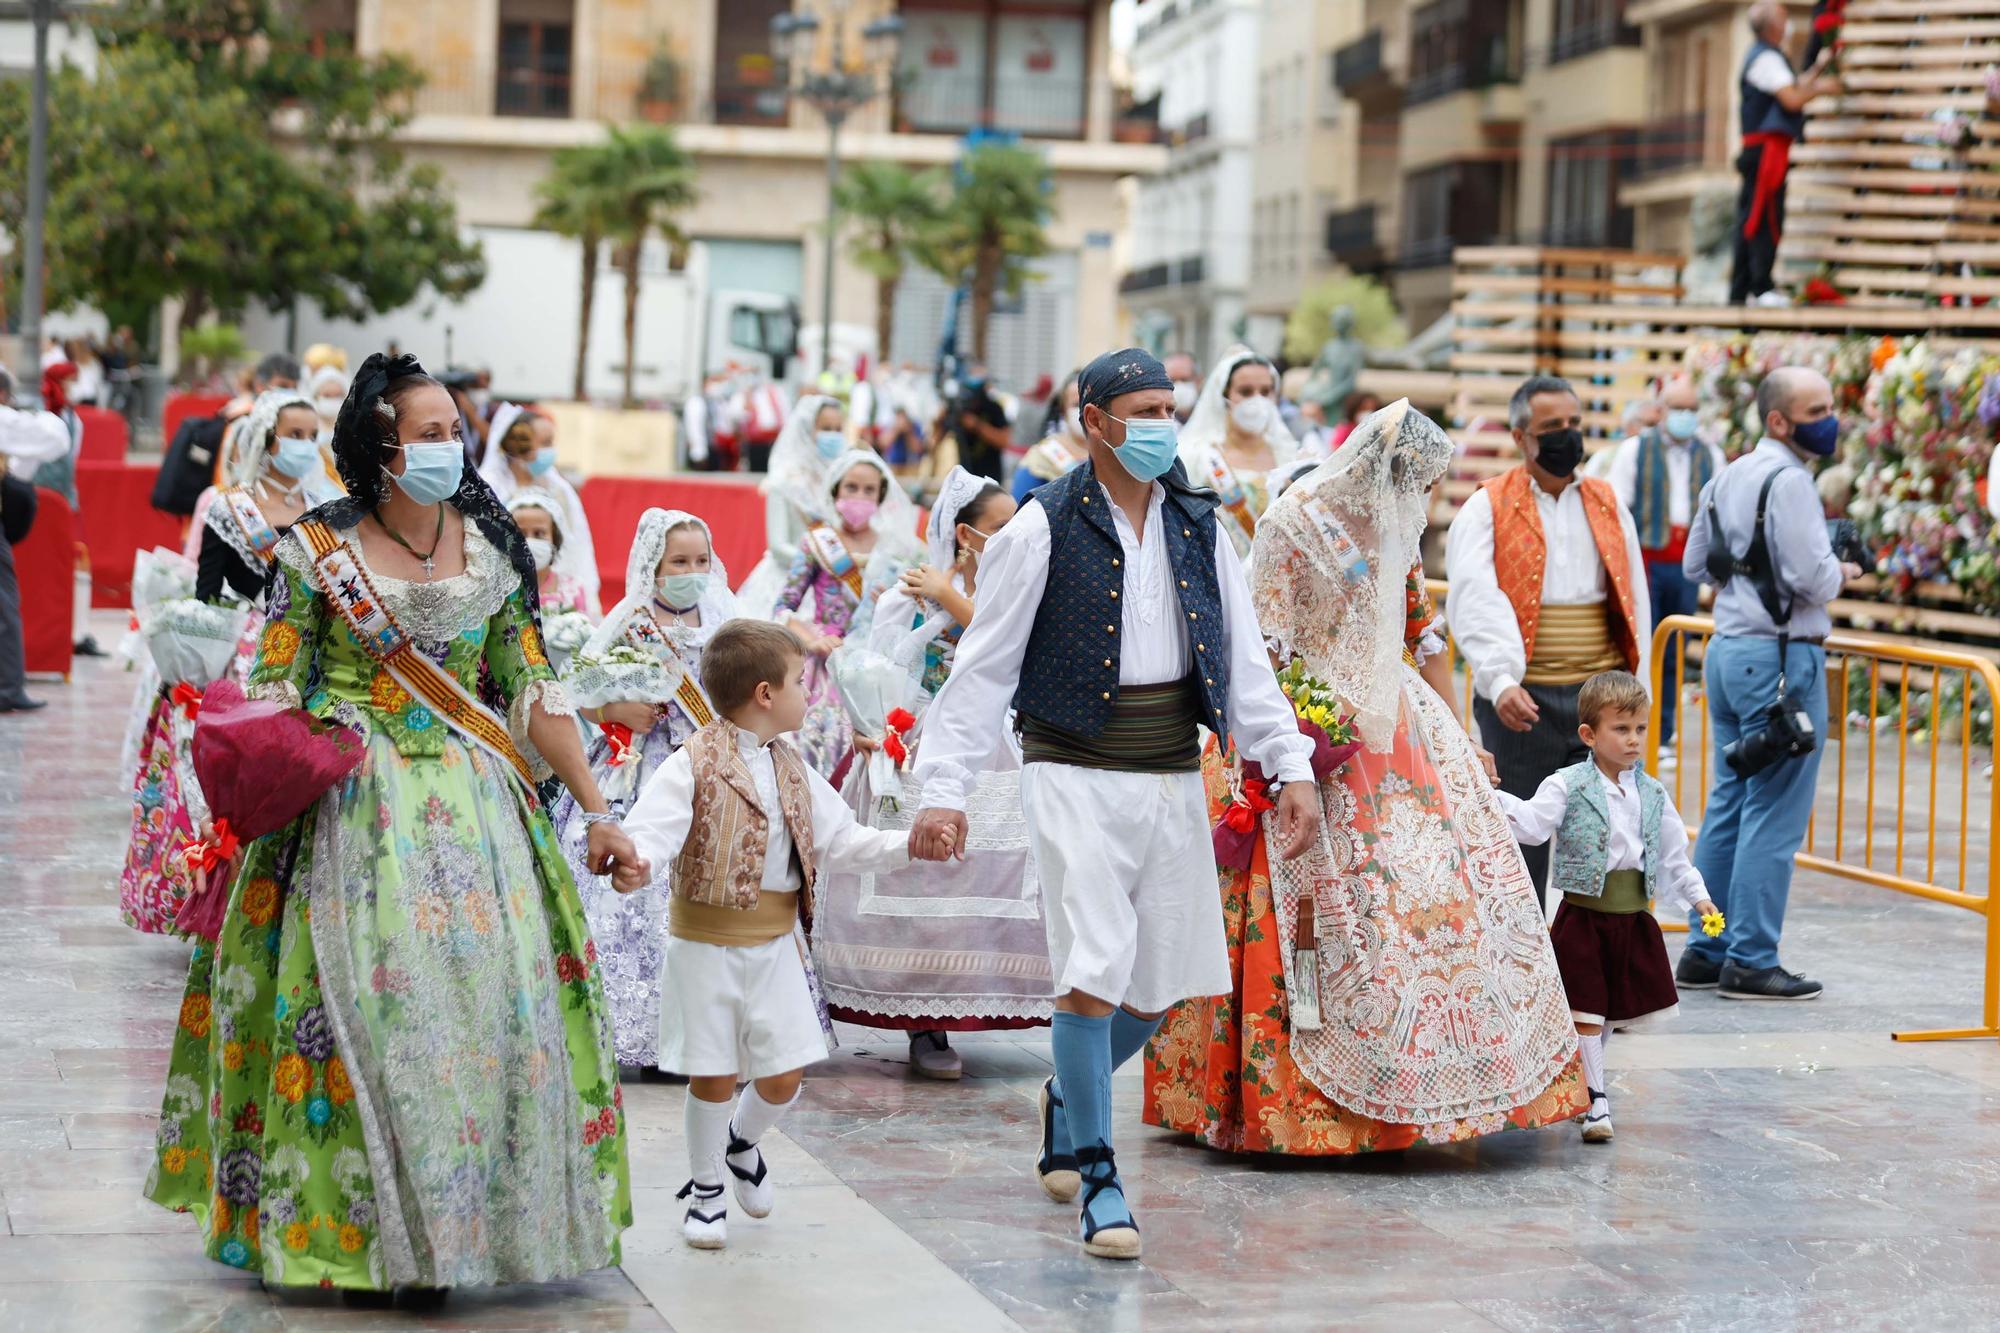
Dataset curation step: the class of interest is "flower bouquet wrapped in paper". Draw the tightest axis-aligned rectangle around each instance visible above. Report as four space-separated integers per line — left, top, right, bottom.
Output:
144 598 251 690
563 642 682 806
541 610 594 674
119 547 197 670
830 644 919 801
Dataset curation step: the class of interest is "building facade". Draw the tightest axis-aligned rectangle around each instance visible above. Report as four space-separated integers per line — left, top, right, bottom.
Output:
279 0 1161 397
1120 0 1260 368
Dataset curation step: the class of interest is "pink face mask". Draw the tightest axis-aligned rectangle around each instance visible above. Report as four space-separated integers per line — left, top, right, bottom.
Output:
836 496 878 531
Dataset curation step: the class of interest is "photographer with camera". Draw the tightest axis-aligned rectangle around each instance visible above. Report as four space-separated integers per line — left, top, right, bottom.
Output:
1679 367 1861 1001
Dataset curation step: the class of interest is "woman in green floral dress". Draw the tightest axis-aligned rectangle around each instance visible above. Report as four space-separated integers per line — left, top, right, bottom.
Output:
145 355 640 1302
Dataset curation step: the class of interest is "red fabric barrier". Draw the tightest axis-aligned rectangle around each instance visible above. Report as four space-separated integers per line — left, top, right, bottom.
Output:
162 393 229 449
76 460 185 608
74 405 130 463
15 487 76 677
577 473 768 606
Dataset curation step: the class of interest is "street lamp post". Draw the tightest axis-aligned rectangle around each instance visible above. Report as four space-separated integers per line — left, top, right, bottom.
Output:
770 2 904 380
17 0 59 408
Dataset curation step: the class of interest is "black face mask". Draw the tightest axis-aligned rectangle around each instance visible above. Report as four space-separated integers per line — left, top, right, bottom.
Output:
1532 427 1585 478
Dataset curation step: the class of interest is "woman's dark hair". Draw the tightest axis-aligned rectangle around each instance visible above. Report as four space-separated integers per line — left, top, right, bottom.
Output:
829 458 889 502
1344 389 1382 423
1223 355 1276 399
331 366 449 509
1039 371 1079 439
952 483 1007 556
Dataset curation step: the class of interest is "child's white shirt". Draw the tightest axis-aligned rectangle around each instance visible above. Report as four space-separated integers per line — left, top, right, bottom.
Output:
624 724 911 891
1498 764 1709 915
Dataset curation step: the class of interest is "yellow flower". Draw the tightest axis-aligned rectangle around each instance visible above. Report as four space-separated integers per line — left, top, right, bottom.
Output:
518 621 547 667
1700 911 1727 938
368 670 411 714
260 621 301 669
222 1041 245 1072
240 877 279 927
338 1223 365 1253
284 1222 310 1252
179 994 211 1038
242 1207 259 1248
162 1146 188 1175
212 1198 232 1237
274 1052 311 1104
326 1056 354 1106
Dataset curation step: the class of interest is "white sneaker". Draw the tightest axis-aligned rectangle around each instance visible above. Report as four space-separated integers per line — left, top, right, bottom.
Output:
1580 1104 1614 1144
678 1178 727 1249
1753 290 1793 308
725 1127 774 1219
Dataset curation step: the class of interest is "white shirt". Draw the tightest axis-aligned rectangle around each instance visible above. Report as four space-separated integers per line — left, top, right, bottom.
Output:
683 394 710 464
1745 48 1795 95
1609 432 1729 531
1444 475 1652 704
624 725 911 891
915 482 1316 811
1498 764 1708 915
0 402 73 468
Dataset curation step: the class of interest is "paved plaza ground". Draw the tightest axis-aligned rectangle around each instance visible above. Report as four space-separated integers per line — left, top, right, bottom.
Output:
5 618 2000 1332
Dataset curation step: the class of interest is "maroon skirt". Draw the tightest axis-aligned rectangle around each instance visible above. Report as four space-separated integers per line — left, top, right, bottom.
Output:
1549 901 1681 1025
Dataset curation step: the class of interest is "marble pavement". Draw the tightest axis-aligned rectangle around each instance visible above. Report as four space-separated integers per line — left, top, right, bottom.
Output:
4 620 1999 1332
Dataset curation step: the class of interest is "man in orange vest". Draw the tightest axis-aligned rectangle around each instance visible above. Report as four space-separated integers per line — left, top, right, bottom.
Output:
1445 374 1651 900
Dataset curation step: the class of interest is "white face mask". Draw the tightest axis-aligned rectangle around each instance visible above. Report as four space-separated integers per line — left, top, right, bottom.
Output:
1230 396 1274 435
525 537 554 571
1064 407 1083 439
1172 381 1198 415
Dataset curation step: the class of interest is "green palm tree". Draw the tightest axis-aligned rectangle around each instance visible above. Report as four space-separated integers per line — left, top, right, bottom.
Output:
918 143 1053 362
532 143 623 400
599 124 699 408
832 160 945 367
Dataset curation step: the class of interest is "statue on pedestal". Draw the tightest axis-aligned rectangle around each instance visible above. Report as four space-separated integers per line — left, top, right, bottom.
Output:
1304 304 1364 416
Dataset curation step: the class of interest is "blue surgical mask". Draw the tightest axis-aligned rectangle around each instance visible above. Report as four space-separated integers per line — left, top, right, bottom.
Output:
387 442 464 505
1791 414 1840 457
269 436 322 480
1100 412 1180 482
527 446 558 477
1664 409 1699 441
816 430 847 460
657 571 708 610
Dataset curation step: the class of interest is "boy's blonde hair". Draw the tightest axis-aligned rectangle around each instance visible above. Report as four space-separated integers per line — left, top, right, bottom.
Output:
700 620 804 716
1578 670 1651 728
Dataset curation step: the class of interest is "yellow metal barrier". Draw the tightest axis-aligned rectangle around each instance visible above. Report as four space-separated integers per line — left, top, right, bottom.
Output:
1648 615 2000 1043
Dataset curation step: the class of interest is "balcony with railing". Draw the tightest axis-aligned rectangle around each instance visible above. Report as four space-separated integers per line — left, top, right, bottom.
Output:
1405 44 1519 107
1629 110 1711 182
1324 204 1382 265
1120 254 1209 294
1334 28 1401 109
895 68 1088 140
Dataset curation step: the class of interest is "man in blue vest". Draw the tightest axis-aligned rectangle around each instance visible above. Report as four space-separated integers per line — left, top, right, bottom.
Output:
1731 2 1838 306
910 347 1319 1261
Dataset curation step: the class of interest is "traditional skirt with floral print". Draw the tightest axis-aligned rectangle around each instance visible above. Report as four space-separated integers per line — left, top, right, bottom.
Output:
1143 681 1586 1155
776 555 861 777
119 612 263 936
551 701 702 1068
145 523 630 1290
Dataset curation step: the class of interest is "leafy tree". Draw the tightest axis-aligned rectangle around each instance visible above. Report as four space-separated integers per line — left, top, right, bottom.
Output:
917 143 1052 363
600 126 699 408
1283 271 1407 364
0 2 483 354
833 161 945 367
533 144 624 401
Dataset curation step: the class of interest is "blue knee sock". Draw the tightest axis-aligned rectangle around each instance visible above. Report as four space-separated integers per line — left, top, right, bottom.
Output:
1049 1010 1131 1234
1047 1010 1162 1164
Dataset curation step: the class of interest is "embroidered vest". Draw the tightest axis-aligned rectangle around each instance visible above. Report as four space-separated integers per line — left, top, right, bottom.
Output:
1482 467 1641 672
1550 760 1665 900
674 719 818 915
1632 427 1716 552
1012 460 1230 738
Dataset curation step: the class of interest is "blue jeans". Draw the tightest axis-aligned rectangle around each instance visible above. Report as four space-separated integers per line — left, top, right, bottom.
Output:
1646 558 1702 745
1683 636 1828 971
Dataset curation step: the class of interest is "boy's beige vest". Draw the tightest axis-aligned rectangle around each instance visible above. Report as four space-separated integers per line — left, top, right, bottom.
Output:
675 718 818 917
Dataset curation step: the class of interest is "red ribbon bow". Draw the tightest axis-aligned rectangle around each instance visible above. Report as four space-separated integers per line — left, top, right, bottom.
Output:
187 818 240 873
600 722 635 767
170 682 204 719
882 707 917 770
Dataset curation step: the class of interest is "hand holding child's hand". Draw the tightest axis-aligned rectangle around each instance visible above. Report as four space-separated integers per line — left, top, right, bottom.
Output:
611 858 652 893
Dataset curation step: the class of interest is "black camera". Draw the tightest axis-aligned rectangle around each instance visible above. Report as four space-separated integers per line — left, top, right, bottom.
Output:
1827 519 1875 576
1723 692 1818 777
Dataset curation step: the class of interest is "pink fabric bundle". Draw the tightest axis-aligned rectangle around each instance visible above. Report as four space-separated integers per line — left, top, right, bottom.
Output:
175 679 366 940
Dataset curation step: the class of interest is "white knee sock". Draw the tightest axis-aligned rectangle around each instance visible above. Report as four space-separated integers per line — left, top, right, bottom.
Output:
731 1083 796 1148
685 1093 734 1188
1578 1033 1608 1110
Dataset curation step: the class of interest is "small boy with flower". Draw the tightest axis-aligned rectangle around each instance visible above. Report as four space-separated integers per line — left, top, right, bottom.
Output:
1498 669 1722 1144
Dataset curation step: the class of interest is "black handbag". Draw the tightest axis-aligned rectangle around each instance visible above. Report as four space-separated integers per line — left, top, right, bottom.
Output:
0 470 36 546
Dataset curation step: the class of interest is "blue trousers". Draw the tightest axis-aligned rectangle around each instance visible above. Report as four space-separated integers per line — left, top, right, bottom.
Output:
1646 558 1702 745
1683 636 1828 971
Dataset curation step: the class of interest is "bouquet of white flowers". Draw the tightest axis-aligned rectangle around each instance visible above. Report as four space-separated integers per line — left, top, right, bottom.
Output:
562 641 683 711
831 644 920 801
120 548 197 670
541 611 594 674
144 598 251 689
